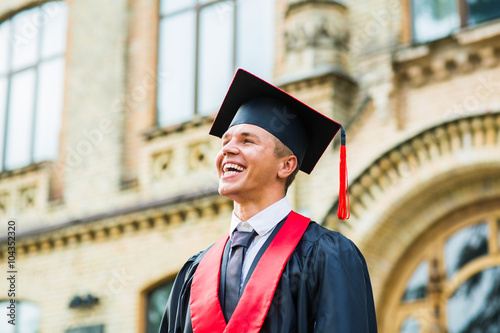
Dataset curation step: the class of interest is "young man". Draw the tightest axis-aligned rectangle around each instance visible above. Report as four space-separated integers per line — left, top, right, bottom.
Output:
159 69 377 332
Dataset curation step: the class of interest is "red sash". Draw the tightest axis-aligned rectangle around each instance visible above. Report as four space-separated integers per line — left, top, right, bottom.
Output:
190 211 310 333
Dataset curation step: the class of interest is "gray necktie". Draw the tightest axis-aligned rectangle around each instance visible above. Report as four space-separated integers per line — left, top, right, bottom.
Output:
224 229 257 321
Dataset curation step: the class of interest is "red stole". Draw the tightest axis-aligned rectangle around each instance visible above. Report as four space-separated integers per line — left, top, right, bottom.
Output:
190 211 310 333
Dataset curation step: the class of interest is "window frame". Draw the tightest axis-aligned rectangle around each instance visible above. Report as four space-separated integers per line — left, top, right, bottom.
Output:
141 277 175 333
156 0 275 127
409 0 500 44
0 0 67 172
157 0 236 126
381 206 500 332
0 299 41 333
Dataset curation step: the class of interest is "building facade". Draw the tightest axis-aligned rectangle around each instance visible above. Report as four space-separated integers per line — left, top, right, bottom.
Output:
0 0 499 332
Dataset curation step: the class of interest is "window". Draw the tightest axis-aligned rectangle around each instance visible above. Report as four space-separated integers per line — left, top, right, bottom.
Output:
145 280 174 333
400 317 420 333
447 266 500 332
0 1 67 172
385 211 500 332
411 0 500 43
401 260 428 302
0 300 41 333
444 222 488 277
157 0 275 126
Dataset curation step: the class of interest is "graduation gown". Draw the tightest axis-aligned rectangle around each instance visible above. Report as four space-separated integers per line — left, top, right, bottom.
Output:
159 221 377 333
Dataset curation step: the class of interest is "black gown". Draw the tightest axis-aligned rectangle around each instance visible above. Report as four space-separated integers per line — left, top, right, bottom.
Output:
159 221 378 333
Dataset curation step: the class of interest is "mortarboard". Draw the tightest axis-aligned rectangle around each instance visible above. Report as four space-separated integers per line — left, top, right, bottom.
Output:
209 69 350 219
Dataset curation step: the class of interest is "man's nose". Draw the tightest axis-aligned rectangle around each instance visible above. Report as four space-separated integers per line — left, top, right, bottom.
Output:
221 139 239 155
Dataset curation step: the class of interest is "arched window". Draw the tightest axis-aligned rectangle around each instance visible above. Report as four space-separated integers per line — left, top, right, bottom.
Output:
0 300 41 333
156 0 275 126
383 208 500 332
0 1 68 171
145 279 174 333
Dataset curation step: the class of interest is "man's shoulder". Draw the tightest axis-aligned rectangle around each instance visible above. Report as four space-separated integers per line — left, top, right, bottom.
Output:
297 221 360 257
301 220 349 243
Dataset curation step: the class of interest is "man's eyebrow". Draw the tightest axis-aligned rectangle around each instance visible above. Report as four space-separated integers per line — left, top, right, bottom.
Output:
240 132 258 138
222 131 260 140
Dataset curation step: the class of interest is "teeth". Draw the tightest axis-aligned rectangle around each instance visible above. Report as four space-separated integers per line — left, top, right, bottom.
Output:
223 163 246 173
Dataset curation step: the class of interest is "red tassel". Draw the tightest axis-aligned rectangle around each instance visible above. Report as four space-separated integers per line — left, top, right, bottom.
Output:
337 127 350 220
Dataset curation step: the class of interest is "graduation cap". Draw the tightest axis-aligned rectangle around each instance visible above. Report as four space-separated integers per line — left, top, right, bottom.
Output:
209 69 350 220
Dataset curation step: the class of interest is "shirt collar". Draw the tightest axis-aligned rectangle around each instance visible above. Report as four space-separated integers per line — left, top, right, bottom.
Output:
229 197 292 237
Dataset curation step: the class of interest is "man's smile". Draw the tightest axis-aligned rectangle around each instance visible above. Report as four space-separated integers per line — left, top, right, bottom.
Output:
221 162 247 178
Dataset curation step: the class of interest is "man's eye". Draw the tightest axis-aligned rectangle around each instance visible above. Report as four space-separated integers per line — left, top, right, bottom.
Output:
244 139 253 144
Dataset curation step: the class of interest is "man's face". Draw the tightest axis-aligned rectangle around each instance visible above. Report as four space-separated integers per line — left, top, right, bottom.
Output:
215 124 283 203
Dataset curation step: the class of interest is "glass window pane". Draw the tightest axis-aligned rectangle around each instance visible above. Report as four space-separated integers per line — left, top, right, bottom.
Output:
402 260 428 302
400 317 420 333
467 0 500 25
412 0 460 43
0 301 15 333
445 223 489 277
11 7 41 71
197 2 233 116
0 301 40 333
5 69 35 170
146 281 174 333
34 57 64 162
41 1 68 58
160 0 195 15
20 301 41 332
0 21 10 75
447 266 500 333
157 12 195 126
236 0 274 81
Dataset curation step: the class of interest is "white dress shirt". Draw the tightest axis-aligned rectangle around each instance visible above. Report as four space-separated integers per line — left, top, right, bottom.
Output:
229 197 292 289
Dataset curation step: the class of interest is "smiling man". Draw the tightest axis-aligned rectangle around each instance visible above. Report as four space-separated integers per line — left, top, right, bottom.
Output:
159 69 377 333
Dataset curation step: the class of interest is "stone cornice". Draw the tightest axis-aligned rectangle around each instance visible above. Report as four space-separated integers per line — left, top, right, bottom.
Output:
393 19 500 88
143 114 215 141
285 0 347 17
276 65 357 88
453 19 500 45
0 161 52 180
326 112 500 225
0 187 232 257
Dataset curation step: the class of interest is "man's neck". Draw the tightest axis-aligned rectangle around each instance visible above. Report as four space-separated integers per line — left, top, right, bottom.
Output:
233 196 285 222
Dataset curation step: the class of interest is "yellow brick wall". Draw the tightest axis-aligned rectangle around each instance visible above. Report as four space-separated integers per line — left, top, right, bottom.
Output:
1 0 500 332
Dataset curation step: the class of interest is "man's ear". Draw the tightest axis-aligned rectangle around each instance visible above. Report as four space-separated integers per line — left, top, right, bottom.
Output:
277 155 298 180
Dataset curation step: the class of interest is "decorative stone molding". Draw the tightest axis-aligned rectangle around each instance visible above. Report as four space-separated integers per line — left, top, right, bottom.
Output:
0 188 231 258
18 185 37 211
395 19 500 83
283 0 350 76
151 150 173 181
188 141 213 171
0 162 53 217
454 19 500 45
143 115 215 141
394 42 500 87
326 112 500 227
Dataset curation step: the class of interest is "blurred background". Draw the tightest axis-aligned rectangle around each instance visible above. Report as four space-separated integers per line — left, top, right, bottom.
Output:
0 0 500 332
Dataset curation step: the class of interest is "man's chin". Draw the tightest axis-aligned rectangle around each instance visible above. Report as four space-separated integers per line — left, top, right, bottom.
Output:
218 183 239 200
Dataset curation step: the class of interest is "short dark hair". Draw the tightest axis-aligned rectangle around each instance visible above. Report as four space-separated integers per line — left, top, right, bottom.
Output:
272 136 299 193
